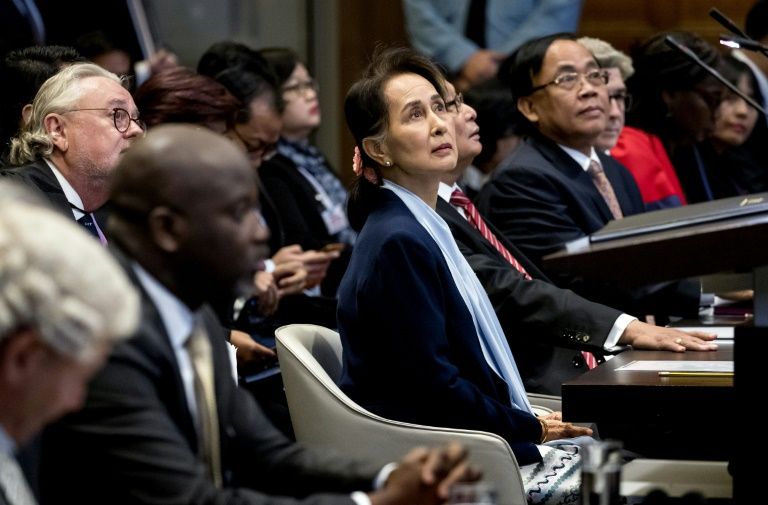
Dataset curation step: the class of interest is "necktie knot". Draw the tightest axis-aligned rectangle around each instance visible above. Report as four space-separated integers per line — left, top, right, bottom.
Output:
449 188 472 208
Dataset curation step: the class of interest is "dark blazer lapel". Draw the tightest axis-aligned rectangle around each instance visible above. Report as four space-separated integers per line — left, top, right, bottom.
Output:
533 136 616 223
437 198 549 280
110 247 200 448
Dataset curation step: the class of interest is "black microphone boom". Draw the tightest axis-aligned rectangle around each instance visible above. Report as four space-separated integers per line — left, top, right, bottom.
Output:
709 7 749 39
664 36 767 116
709 7 768 59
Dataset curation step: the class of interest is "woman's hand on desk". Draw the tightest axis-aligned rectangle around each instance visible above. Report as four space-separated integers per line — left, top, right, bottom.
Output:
619 320 718 352
538 411 593 442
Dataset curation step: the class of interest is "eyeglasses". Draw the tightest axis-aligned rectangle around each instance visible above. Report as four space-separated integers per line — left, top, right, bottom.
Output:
232 126 277 161
608 92 633 111
282 79 319 97
530 69 609 93
65 107 146 133
446 92 464 113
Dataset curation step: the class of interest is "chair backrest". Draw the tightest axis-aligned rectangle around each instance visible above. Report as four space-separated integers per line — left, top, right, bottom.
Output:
275 324 528 505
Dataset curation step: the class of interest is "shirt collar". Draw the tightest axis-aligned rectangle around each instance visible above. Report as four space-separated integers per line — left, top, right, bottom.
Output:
0 424 16 456
44 159 86 218
131 262 196 351
437 181 457 203
557 144 601 172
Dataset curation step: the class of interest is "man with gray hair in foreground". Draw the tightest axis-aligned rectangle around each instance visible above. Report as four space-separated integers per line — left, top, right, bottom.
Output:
0 182 139 505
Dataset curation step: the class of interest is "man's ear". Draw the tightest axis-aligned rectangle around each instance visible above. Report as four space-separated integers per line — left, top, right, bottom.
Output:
21 104 33 125
517 96 539 124
362 137 390 167
0 329 46 386
147 206 186 253
43 113 68 151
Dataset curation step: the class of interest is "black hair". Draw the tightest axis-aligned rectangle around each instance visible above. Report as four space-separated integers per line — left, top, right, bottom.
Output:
464 79 524 167
746 0 768 41
0 45 84 153
625 31 722 134
259 47 303 89
198 41 283 117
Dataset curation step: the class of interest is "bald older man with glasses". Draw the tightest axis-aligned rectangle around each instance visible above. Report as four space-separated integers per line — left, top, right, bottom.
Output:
1 62 145 242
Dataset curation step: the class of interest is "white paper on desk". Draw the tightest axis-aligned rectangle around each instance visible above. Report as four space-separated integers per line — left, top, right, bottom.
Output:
673 326 734 339
616 360 733 372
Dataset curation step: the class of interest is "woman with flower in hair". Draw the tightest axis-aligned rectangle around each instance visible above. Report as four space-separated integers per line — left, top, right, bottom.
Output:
338 46 592 504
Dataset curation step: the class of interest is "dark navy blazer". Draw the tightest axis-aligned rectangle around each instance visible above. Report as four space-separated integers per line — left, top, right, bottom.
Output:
476 134 700 318
337 189 542 466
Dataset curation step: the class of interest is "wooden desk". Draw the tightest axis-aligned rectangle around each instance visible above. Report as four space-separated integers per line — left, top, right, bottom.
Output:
562 346 734 460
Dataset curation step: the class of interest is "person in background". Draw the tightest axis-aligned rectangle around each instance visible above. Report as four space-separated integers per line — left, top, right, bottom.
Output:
339 46 591 505
2 63 145 241
259 47 355 296
40 124 478 505
577 37 634 153
438 80 716 395
476 34 702 320
0 181 138 505
458 80 524 197
614 31 724 209
692 54 766 200
733 0 768 116
0 45 84 165
403 0 583 91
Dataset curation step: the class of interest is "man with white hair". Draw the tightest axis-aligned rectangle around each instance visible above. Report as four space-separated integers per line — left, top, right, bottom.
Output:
0 181 139 505
1 62 145 243
577 37 634 152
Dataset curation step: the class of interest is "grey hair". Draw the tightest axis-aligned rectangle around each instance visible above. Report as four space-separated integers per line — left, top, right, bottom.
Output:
8 63 122 165
0 181 139 363
578 37 635 80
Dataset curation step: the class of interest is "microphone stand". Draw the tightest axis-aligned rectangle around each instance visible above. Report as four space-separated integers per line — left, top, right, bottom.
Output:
664 35 767 116
709 7 768 60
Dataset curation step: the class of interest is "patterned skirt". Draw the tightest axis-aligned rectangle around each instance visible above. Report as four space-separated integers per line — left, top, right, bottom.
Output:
520 443 582 504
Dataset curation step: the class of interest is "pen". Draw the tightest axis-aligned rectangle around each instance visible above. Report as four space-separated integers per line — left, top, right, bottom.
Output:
658 371 733 377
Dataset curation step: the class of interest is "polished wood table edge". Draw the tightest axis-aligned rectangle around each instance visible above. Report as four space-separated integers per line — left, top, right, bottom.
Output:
563 347 734 387
543 213 768 284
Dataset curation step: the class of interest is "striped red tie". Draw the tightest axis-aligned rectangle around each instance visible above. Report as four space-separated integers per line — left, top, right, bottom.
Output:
449 189 531 280
450 189 599 369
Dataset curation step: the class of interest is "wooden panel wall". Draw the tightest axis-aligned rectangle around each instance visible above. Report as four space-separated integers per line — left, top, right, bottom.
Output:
580 0 754 53
332 0 757 182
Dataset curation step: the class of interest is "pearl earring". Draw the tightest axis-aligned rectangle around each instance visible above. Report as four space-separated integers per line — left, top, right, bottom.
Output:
385 160 392 167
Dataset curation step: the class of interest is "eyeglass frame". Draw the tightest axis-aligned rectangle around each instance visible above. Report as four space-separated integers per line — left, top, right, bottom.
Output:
608 91 633 111
281 79 319 98
529 69 610 94
446 92 464 113
64 107 146 133
231 124 278 162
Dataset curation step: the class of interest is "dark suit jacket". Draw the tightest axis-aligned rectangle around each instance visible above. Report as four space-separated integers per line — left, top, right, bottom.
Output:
259 154 351 295
0 159 110 228
40 249 377 505
338 189 542 466
475 134 701 318
436 198 621 395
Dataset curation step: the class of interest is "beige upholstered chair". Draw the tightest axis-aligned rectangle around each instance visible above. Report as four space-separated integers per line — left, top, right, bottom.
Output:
275 324 528 505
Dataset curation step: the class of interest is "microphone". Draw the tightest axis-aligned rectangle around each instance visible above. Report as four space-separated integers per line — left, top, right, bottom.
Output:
709 7 768 59
709 7 749 39
664 35 767 116
720 34 768 54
